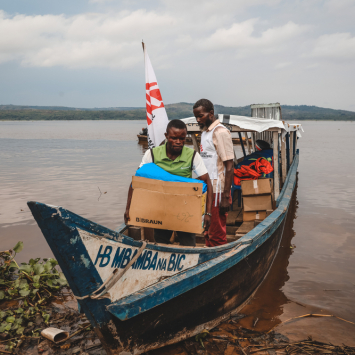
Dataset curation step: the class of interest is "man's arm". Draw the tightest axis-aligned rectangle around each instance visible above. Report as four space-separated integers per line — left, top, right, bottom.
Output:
197 173 213 231
213 127 235 215
219 159 234 215
124 184 133 224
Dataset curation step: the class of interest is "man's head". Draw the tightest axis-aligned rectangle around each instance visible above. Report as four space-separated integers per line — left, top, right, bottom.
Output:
165 119 187 154
193 99 215 130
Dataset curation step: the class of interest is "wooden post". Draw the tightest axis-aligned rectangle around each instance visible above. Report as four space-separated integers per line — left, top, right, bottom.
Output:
251 133 256 152
273 131 280 200
238 132 247 157
294 131 298 155
281 135 286 184
244 132 251 154
285 132 290 171
233 148 238 165
293 131 297 158
290 131 294 164
191 134 200 153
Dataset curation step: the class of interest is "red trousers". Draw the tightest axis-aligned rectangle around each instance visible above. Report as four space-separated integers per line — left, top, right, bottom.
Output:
204 193 231 247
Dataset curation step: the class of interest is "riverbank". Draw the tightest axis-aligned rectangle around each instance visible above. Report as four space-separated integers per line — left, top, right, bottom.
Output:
1 103 354 121
2 291 355 355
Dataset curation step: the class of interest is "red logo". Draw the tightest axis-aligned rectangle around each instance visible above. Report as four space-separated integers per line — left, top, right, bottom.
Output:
200 144 203 152
146 82 164 126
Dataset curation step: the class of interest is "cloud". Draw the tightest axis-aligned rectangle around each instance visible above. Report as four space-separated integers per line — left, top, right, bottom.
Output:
0 10 175 68
310 33 355 60
199 20 309 55
274 62 292 69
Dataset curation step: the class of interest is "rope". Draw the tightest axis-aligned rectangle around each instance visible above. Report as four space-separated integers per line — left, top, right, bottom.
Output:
76 241 147 300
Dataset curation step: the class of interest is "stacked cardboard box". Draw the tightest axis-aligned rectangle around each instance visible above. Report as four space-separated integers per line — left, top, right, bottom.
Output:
241 179 273 222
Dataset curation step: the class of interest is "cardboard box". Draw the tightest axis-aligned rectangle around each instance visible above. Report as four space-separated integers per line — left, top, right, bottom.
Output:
243 210 273 222
243 195 272 212
243 210 267 222
241 178 272 196
129 176 206 234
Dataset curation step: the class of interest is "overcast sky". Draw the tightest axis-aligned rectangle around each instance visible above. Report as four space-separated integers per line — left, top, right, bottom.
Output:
0 0 354 110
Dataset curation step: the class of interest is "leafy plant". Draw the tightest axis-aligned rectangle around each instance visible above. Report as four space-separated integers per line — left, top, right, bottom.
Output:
0 242 68 352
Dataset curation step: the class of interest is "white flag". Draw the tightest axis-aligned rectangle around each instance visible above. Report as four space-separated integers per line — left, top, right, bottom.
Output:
143 43 169 148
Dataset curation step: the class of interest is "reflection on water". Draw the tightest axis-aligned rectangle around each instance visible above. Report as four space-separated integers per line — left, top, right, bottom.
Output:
1 120 354 345
238 177 299 332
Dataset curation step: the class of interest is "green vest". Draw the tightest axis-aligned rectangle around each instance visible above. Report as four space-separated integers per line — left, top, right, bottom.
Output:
152 143 195 178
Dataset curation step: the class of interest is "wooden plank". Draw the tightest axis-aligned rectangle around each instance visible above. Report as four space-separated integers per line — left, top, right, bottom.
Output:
289 131 294 164
190 134 200 153
273 131 280 200
236 221 255 234
233 148 238 165
281 136 286 184
236 212 243 223
226 226 239 235
226 209 242 226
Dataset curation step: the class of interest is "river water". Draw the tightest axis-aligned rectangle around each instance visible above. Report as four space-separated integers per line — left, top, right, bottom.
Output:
0 120 354 345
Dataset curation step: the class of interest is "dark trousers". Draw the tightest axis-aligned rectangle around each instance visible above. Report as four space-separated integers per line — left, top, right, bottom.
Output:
154 229 196 247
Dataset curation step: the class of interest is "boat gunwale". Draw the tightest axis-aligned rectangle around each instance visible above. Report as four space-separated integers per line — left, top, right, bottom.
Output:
51 207 238 256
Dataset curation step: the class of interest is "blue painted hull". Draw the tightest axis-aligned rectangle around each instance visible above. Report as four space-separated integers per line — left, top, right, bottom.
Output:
27 152 299 355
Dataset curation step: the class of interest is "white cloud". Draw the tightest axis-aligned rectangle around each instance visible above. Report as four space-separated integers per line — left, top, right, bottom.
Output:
0 10 175 68
310 33 355 60
275 62 292 69
199 20 309 55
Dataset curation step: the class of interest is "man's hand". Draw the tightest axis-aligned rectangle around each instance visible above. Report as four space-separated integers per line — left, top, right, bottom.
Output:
204 214 211 231
124 209 130 225
219 195 230 215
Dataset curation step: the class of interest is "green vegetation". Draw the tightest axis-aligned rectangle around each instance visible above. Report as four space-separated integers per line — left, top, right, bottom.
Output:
0 242 68 352
0 103 354 121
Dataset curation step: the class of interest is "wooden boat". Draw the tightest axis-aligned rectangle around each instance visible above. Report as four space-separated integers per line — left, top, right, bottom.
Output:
28 111 301 355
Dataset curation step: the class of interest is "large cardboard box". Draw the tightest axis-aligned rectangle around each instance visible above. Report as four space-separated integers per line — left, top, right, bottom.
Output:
241 178 272 196
129 176 206 234
243 195 273 212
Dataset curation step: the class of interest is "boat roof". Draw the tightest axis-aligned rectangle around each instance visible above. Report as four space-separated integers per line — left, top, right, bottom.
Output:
181 114 303 135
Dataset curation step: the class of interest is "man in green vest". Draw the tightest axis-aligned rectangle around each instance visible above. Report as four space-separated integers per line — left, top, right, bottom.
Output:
124 119 213 246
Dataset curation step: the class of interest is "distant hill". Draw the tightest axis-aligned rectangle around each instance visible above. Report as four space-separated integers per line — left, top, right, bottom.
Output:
0 103 354 121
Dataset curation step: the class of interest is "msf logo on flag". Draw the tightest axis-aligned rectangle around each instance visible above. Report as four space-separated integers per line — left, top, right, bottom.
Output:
146 82 164 126
143 42 169 148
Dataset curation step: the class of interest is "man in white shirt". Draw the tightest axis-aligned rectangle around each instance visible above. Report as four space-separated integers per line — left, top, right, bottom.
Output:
193 99 234 247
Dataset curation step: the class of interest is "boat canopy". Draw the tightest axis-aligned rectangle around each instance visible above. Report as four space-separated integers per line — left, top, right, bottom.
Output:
181 114 303 137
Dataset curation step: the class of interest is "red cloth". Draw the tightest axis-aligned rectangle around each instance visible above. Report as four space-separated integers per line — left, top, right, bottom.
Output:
204 193 232 247
233 157 273 185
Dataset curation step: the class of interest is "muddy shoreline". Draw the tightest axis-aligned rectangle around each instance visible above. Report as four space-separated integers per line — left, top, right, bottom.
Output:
1 291 354 355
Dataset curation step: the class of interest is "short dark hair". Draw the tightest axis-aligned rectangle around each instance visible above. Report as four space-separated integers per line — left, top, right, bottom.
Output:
166 119 187 133
193 98 214 113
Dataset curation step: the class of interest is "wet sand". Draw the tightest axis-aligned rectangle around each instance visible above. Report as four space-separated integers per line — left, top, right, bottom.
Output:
1 120 354 349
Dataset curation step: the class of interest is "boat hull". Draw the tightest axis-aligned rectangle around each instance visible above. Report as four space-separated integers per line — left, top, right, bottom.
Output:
103 215 286 354
27 152 299 355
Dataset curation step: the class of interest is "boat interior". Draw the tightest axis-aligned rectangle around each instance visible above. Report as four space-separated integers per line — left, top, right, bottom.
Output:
127 107 302 249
